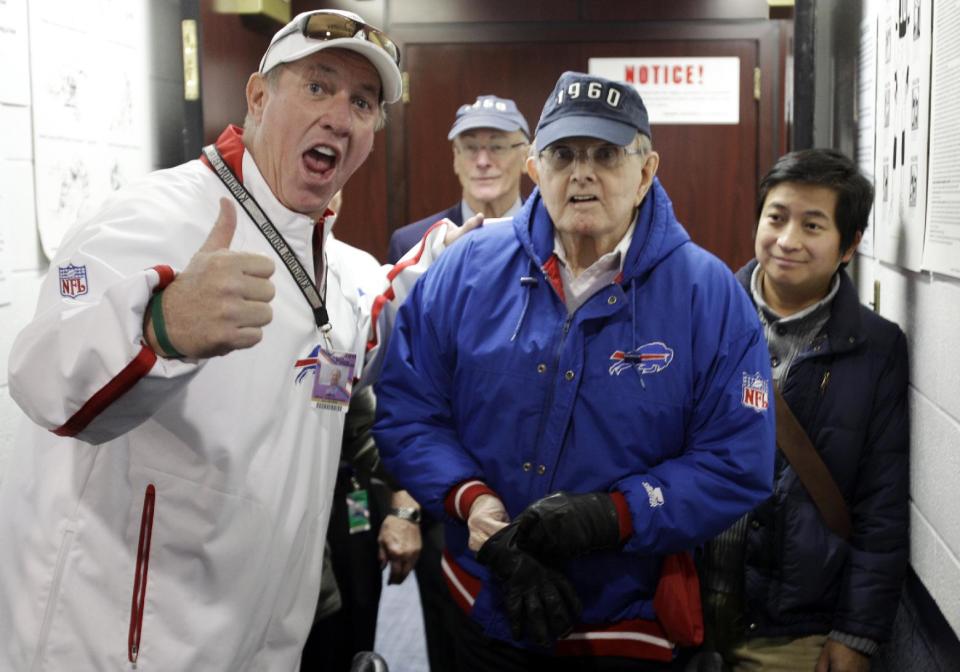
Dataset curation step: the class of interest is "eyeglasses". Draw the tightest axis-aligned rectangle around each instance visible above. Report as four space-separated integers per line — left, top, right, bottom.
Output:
539 143 644 172
455 142 528 160
270 12 401 67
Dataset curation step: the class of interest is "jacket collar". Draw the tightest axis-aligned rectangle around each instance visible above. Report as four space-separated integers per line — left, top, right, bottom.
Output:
513 177 689 284
205 125 335 267
736 259 865 354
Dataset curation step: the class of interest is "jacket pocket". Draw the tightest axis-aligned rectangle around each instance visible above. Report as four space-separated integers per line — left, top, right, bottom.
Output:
776 493 848 611
653 551 703 646
128 484 156 666
30 525 76 672
122 467 272 669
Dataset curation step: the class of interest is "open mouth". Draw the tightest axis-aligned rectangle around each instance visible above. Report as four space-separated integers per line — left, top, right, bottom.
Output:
303 145 338 176
570 194 598 203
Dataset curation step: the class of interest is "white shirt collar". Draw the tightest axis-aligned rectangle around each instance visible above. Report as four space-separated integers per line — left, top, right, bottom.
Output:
461 196 523 223
553 220 636 275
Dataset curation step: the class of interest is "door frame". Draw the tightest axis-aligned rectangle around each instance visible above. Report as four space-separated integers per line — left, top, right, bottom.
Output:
385 20 784 232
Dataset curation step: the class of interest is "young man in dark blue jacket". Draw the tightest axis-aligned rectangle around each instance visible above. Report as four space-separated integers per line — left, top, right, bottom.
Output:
699 149 909 672
374 71 776 670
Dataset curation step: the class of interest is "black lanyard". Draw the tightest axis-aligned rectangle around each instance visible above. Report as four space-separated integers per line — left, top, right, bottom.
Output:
203 144 330 330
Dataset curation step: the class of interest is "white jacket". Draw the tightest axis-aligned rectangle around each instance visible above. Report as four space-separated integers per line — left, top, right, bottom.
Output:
0 128 448 671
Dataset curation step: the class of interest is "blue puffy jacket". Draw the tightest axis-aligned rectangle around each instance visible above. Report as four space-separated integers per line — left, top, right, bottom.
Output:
375 181 776 656
735 260 910 643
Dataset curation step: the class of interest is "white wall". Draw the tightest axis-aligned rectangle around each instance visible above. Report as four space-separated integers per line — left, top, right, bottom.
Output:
853 255 960 637
0 0 182 485
0 98 44 482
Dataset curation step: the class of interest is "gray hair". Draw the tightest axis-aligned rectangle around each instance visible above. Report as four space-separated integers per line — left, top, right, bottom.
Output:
634 133 653 156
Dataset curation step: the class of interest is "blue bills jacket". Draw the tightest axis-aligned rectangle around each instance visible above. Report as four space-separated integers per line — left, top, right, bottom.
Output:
375 180 776 659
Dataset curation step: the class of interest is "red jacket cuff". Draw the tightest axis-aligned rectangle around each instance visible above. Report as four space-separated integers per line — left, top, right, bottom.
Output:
610 490 633 542
444 480 498 521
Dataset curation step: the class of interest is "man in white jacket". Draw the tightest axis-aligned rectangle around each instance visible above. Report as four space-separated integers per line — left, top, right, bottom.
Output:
0 10 474 671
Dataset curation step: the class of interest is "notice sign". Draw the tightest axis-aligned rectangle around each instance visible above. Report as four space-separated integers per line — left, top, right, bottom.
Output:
588 57 741 124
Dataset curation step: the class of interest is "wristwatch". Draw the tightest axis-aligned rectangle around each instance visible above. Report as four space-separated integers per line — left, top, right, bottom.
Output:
387 506 422 524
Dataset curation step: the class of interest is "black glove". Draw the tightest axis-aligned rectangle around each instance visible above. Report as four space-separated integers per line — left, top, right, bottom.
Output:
477 523 582 646
514 491 622 563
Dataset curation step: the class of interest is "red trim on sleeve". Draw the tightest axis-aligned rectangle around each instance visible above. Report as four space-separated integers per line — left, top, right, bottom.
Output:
610 490 633 542
366 218 447 352
152 264 176 290
365 292 394 353
542 254 566 303
53 346 158 438
144 265 178 358
444 479 498 521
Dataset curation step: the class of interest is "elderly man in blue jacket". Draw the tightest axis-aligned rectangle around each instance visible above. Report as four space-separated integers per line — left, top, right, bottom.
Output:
375 72 776 671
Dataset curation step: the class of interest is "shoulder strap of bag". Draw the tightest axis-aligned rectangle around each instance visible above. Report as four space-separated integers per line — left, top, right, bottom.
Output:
773 387 852 540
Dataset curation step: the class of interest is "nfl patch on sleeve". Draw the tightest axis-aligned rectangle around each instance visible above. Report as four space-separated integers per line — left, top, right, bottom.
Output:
58 264 89 298
741 371 769 412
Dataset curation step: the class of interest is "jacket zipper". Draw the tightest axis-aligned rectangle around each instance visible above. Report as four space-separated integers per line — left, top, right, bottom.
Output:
531 316 573 488
30 526 76 672
819 370 831 395
128 484 156 666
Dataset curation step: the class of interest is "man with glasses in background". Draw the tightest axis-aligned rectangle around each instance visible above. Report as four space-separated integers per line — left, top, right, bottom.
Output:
387 93 531 672
387 95 530 263
374 72 776 670
0 10 475 671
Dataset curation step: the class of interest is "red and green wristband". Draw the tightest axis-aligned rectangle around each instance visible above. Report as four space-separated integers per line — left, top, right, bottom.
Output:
150 289 184 359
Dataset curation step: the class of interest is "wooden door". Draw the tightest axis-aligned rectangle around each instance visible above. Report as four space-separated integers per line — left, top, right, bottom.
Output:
402 39 761 270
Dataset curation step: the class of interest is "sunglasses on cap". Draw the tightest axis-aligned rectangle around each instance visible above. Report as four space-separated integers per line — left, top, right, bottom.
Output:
269 12 400 67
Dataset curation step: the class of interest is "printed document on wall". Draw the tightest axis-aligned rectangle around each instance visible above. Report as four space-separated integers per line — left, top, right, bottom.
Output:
857 2 879 258
0 103 37 280
0 0 30 105
0 176 9 307
873 0 931 271
28 0 153 260
922 0 960 278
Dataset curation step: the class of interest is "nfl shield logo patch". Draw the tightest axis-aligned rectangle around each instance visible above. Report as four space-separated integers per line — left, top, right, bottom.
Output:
59 264 89 298
741 371 769 412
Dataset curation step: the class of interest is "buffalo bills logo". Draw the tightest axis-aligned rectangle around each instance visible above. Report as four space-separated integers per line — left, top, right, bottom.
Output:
609 342 674 376
741 371 769 412
294 345 321 384
58 264 88 298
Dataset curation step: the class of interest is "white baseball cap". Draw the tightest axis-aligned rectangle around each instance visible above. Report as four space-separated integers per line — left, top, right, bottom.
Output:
447 95 530 140
259 10 402 104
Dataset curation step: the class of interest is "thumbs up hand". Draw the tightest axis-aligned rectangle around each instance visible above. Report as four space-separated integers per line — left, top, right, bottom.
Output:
145 198 276 359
